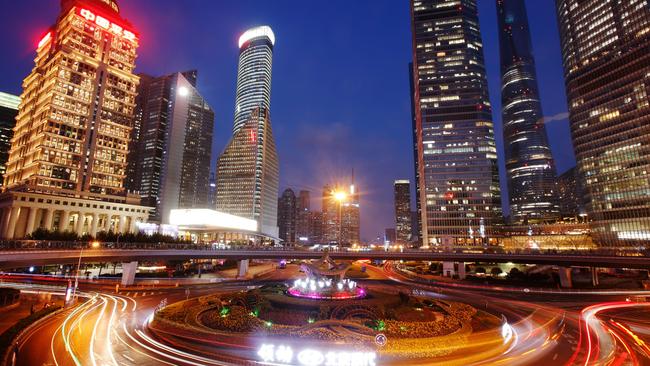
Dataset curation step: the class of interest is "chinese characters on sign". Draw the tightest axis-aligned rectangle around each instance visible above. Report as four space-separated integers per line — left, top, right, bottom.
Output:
258 344 377 366
78 8 136 41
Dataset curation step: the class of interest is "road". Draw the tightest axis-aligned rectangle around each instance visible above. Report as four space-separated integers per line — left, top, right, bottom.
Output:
5 262 650 365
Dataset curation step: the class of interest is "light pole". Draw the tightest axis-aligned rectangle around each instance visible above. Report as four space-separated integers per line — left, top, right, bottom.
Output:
72 241 100 300
333 190 347 248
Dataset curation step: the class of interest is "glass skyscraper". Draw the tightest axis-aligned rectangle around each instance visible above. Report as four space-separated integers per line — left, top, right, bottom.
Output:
0 92 19 187
556 0 650 247
497 0 559 225
215 107 279 238
233 26 274 135
410 0 502 247
394 180 412 243
126 70 214 223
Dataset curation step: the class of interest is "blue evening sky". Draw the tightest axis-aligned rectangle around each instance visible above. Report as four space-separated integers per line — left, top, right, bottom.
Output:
0 0 575 241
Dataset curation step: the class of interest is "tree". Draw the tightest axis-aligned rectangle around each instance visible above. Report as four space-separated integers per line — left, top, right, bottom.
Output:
490 267 503 276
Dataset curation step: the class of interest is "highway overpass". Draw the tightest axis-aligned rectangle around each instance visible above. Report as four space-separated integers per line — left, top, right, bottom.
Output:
0 248 649 270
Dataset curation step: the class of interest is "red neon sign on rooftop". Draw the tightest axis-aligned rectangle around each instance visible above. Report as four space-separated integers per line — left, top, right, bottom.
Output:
38 32 52 48
78 8 136 41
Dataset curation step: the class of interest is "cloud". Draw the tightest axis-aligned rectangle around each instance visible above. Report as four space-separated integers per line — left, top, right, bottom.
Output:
541 112 569 124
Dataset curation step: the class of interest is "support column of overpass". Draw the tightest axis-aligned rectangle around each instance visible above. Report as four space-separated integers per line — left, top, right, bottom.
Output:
121 261 138 286
591 267 599 287
458 262 466 280
442 262 466 279
237 259 249 278
558 267 573 288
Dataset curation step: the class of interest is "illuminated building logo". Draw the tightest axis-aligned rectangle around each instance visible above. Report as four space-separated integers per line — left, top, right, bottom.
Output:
257 344 377 366
78 8 135 41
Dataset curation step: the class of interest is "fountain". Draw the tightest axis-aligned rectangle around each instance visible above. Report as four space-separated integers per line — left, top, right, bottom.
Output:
287 253 366 300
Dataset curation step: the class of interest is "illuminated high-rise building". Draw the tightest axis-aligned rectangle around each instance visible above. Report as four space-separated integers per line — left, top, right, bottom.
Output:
296 190 311 242
410 0 502 247
0 0 149 239
126 70 214 223
394 180 412 243
321 178 360 246
277 188 296 244
0 92 20 187
556 0 650 247
215 108 279 238
497 0 559 224
233 26 274 135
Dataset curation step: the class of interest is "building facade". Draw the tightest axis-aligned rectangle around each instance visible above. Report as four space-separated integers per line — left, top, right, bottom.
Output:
410 0 502 247
296 190 311 242
556 0 650 247
0 92 20 187
0 0 149 239
277 188 296 244
497 0 560 224
233 26 274 135
215 108 279 238
557 167 586 222
394 179 412 243
321 180 360 246
126 70 214 223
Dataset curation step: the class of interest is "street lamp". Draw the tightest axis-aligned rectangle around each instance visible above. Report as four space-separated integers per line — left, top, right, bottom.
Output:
332 190 347 247
72 241 100 300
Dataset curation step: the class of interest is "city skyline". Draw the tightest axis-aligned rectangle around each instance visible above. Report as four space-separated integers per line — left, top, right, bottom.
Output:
0 0 575 241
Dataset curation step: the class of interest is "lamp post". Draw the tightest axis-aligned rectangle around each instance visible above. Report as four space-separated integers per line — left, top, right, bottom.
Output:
333 190 347 247
72 241 100 300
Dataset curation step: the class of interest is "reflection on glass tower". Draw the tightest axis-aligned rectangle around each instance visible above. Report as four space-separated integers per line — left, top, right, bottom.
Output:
497 0 559 224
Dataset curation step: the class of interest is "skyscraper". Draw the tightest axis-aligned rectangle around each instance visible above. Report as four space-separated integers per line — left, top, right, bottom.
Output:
410 0 502 247
497 0 559 225
296 190 311 241
126 70 214 223
0 92 19 187
556 0 650 247
0 0 150 239
321 180 360 246
215 108 279 237
394 180 412 243
277 188 296 244
233 26 274 135
557 167 586 222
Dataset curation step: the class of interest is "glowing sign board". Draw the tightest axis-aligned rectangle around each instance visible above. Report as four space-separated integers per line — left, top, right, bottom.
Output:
38 32 52 48
78 8 136 41
257 344 377 366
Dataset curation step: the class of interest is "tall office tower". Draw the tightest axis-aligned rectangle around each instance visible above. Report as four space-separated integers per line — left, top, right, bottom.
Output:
233 26 274 135
321 180 360 245
497 0 559 225
208 172 217 208
277 188 296 244
394 180 412 243
296 190 311 241
556 0 650 247
342 178 360 245
410 0 502 247
0 92 20 187
321 183 338 243
309 211 323 244
557 167 586 222
408 62 423 243
215 108 279 237
385 228 397 244
126 70 214 223
0 0 150 239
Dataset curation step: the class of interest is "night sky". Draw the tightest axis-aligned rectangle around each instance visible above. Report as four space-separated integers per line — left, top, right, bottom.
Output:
0 0 575 242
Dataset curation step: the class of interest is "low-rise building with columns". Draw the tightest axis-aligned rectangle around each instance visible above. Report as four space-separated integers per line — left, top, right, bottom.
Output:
0 191 150 239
